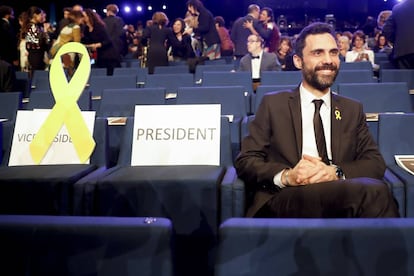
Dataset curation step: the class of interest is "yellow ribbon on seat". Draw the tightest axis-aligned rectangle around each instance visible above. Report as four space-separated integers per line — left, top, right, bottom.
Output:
29 42 95 164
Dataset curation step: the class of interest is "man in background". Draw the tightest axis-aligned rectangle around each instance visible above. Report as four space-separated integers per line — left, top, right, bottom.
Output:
239 34 280 91
383 0 414 69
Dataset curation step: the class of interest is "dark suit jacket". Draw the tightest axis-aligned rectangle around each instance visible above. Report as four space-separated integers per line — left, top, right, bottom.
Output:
231 15 257 57
0 59 15 92
238 51 281 72
383 0 414 58
235 88 386 217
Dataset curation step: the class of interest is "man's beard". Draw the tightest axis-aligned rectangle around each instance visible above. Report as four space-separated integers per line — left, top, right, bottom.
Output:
302 63 339 91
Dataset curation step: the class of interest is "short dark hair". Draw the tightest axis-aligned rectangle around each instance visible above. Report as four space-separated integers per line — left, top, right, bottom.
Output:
294 22 336 58
173 18 186 33
214 16 225 27
186 0 204 11
261 7 274 22
0 5 13 18
352 30 366 45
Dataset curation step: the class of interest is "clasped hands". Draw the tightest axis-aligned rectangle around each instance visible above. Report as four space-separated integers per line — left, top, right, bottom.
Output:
283 154 338 186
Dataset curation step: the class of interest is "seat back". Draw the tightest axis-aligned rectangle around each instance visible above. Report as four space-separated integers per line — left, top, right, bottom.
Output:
26 90 91 111
378 113 414 166
15 71 31 98
339 61 373 70
260 71 302 86
337 82 412 113
97 88 166 117
153 65 189 74
202 71 253 95
194 64 235 84
338 82 412 143
0 215 174 276
332 69 376 91
253 85 296 114
87 75 138 98
0 92 22 122
145 73 194 95
380 69 414 91
216 218 414 276
176 86 249 118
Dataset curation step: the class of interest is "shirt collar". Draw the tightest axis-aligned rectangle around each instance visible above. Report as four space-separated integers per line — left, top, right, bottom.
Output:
299 83 331 108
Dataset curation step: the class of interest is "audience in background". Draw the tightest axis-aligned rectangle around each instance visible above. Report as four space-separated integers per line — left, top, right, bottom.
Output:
142 11 175 74
239 34 280 91
185 0 221 60
82 8 121 75
345 30 376 68
168 17 196 62
0 5 19 69
214 16 234 58
383 0 414 69
103 4 127 60
0 59 16 92
24 6 51 77
337 35 350 61
276 36 296 71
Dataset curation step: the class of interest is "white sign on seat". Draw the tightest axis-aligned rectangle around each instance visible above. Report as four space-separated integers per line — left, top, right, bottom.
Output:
9 110 95 166
131 104 221 166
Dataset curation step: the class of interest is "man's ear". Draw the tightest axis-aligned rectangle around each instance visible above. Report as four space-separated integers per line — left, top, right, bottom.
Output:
293 54 303 69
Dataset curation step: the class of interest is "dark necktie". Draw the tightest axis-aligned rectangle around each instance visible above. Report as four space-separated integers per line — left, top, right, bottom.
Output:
313 99 330 165
251 55 259 59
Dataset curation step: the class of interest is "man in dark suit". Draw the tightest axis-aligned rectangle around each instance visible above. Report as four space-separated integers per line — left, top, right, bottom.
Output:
0 6 18 69
239 34 281 91
0 59 16 92
231 4 260 60
235 22 399 218
383 0 414 69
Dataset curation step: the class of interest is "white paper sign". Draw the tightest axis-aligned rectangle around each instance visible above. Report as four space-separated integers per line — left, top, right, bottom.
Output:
131 104 221 166
8 110 96 166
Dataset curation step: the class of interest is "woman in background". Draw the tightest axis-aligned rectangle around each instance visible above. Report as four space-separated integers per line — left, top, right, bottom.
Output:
25 6 50 77
142 11 175 74
18 11 29 72
168 17 195 62
214 16 234 57
50 10 84 76
82 8 120 75
276 36 293 70
337 35 350 61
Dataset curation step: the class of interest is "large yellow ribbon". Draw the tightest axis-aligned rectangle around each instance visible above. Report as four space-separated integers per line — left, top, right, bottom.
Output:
29 42 95 164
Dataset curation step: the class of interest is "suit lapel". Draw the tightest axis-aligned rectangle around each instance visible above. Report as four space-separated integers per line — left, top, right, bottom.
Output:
330 93 342 163
289 88 303 159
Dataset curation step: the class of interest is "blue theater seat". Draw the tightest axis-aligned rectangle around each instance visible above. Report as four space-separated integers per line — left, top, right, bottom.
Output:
0 215 174 276
216 218 414 276
378 113 414 217
0 117 109 215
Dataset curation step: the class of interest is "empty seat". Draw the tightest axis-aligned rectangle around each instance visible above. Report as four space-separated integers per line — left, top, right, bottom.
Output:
380 69 414 92
26 89 91 111
0 117 109 215
97 88 166 117
216 218 414 276
260 71 302 86
332 69 376 91
194 64 235 84
145 73 194 98
253 85 296 114
339 61 373 70
202 71 253 95
0 215 174 276
153 65 189 74
378 113 414 217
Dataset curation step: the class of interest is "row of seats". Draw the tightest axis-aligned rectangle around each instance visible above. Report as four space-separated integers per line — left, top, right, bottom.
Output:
21 63 414 98
2 92 414 219
2 215 414 276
